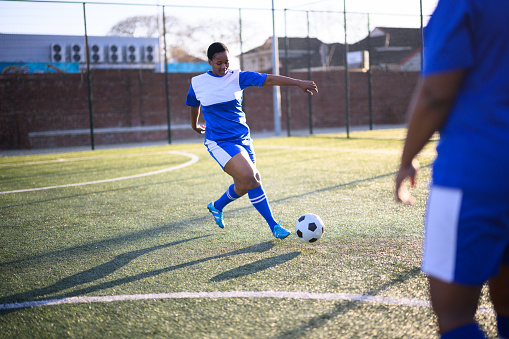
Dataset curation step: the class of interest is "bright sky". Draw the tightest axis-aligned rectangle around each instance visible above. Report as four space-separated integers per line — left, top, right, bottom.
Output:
1 0 439 66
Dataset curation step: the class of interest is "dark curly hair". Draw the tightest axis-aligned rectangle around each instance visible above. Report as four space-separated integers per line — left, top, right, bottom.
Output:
207 42 229 61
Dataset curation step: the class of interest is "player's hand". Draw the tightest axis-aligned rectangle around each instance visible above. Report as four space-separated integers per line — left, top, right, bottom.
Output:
395 159 420 205
192 124 205 134
300 80 318 95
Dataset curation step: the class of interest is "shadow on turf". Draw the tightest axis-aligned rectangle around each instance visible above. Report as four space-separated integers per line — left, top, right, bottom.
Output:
0 235 209 311
276 266 422 338
0 241 292 314
1 164 431 269
210 251 301 282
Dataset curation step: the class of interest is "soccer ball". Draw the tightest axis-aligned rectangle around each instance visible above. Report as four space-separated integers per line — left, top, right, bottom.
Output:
295 213 324 243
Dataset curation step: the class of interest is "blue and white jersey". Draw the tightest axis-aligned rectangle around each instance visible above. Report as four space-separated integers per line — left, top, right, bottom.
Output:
423 0 509 195
186 70 267 142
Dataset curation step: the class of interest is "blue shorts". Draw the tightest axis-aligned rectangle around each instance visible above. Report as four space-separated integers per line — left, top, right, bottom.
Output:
204 138 256 170
422 185 509 285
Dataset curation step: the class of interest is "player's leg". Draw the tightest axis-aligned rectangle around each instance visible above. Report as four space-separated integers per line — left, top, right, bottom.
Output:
421 186 508 338
488 206 509 338
212 184 242 212
224 151 274 225
489 260 509 339
428 277 485 337
224 151 289 238
205 140 245 228
207 184 240 228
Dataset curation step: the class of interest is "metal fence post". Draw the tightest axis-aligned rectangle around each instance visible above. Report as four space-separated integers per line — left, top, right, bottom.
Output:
306 11 313 135
343 1 350 139
239 9 244 71
367 13 373 130
271 0 281 136
284 9 291 137
82 2 94 150
162 6 171 144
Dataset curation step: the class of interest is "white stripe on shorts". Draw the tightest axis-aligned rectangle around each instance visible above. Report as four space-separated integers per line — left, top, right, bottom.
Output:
422 185 463 283
205 140 232 169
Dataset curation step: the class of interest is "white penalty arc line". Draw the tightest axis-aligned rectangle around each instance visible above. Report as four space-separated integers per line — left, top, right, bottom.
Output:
0 291 494 315
0 151 199 195
0 150 194 167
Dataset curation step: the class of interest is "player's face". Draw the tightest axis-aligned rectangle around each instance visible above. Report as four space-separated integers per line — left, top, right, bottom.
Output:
209 51 229 76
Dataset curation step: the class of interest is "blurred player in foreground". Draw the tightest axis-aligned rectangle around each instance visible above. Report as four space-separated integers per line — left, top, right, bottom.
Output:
186 42 318 239
395 0 509 338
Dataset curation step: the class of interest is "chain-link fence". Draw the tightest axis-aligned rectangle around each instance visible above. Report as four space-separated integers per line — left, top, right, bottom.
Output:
0 0 436 150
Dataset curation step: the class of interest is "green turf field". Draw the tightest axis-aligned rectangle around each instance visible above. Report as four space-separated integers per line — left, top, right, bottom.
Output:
0 129 497 338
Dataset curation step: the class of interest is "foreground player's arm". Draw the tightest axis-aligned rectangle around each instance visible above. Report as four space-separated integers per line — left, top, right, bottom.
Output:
395 70 465 204
263 74 318 95
190 106 205 134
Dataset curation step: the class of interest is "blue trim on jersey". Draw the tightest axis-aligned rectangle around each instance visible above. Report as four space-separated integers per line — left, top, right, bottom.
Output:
185 70 267 143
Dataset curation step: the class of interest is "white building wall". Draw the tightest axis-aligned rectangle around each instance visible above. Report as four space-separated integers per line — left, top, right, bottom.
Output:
0 34 160 70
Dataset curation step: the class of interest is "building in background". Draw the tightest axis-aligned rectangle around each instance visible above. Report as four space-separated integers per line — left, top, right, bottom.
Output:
239 27 421 73
349 27 422 71
0 34 210 74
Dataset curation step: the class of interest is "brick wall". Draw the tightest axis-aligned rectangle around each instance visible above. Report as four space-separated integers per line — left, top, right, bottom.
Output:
0 69 419 149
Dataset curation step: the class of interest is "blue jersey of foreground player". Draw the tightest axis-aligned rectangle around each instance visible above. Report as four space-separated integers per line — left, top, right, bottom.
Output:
423 0 509 195
186 69 268 143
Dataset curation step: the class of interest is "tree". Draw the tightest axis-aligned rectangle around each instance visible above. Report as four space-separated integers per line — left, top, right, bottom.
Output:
108 15 160 37
108 14 243 63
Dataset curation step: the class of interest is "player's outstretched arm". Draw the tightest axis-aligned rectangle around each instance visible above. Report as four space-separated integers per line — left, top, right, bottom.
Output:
190 106 205 134
263 74 318 95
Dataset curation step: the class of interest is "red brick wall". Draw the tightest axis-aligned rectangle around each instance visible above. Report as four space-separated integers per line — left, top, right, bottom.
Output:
0 69 418 149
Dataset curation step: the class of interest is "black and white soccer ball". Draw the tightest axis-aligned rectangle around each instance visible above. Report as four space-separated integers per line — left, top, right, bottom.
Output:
295 213 324 243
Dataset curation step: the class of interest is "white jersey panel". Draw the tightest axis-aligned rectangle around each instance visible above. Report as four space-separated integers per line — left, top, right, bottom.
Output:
191 69 242 107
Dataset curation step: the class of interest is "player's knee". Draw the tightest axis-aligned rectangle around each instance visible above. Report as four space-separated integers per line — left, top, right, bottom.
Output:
237 171 261 191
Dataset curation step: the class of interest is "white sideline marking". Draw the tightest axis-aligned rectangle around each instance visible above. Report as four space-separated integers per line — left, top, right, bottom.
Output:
0 151 199 195
257 145 436 156
0 291 494 315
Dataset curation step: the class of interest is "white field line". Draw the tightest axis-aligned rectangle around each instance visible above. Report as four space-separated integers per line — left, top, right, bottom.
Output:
257 145 436 156
0 151 185 167
0 151 198 195
0 291 494 315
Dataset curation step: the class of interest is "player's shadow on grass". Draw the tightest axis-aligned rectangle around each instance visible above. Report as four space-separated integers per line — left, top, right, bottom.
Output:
2 166 429 269
0 235 210 311
210 252 301 282
0 240 280 314
276 266 422 339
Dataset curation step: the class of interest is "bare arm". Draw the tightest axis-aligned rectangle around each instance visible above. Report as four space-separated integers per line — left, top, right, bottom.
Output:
190 106 205 134
395 70 465 204
263 74 318 95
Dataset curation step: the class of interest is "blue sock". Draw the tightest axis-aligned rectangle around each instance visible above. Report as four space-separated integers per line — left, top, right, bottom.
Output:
247 185 278 231
498 315 509 339
441 323 487 339
214 184 241 211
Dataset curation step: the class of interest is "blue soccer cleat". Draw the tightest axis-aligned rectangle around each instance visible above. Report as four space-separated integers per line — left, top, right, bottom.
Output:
273 221 291 239
207 202 225 229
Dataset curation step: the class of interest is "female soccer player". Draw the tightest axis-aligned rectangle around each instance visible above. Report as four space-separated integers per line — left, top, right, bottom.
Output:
395 0 509 338
186 42 318 239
